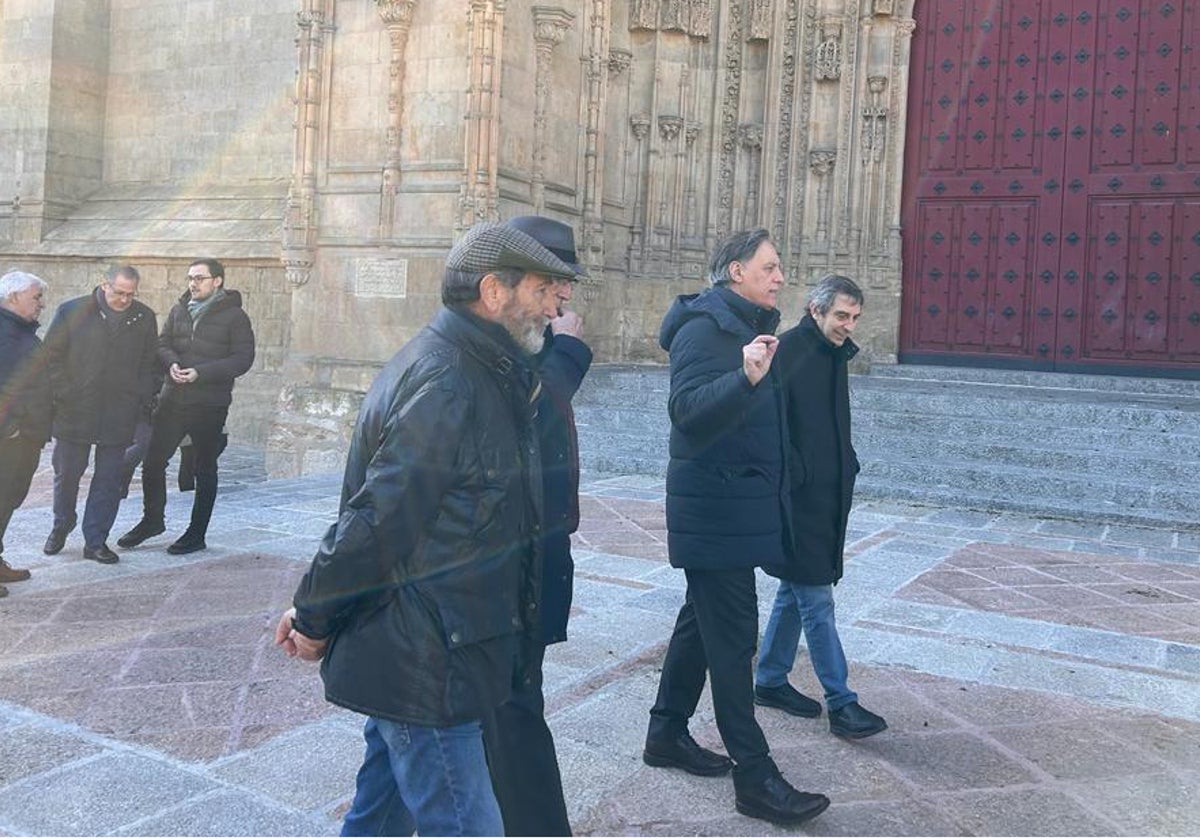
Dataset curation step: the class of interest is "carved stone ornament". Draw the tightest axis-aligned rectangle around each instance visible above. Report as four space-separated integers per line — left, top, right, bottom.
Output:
630 114 651 140
375 0 416 27
533 6 574 46
814 17 842 80
748 0 772 41
658 115 684 142
630 0 656 31
873 0 894 15
809 149 837 176
738 123 763 150
608 48 632 76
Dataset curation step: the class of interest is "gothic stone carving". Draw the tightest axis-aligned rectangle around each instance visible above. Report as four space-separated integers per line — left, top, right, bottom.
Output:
814 16 842 81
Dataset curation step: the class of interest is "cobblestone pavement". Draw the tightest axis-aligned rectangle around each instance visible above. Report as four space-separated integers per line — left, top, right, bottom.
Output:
0 448 1197 836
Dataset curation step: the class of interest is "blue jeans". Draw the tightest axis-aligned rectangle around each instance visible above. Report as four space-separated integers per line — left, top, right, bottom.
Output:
51 440 126 549
341 717 503 837
755 581 857 711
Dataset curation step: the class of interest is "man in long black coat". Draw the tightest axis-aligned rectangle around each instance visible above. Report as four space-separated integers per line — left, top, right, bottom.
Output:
754 274 887 739
482 215 592 837
642 229 829 826
0 270 52 594
42 266 158 564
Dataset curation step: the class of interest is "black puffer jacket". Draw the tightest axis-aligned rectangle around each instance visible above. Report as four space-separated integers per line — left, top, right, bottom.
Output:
292 307 545 727
658 286 792 570
765 314 860 585
43 289 158 446
0 307 52 442
157 289 255 408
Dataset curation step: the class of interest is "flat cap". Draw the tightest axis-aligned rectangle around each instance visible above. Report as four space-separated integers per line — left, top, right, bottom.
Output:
446 221 577 280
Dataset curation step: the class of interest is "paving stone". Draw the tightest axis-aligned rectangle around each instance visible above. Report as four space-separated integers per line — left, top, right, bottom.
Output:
212 723 363 812
986 719 1166 780
938 787 1121 836
863 731 1036 791
0 725 103 786
782 798 965 837
1071 772 1200 835
1036 520 1108 539
113 788 336 837
0 752 217 836
1103 524 1179 548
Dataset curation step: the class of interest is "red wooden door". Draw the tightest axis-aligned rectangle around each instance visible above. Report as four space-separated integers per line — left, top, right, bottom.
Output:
900 1 1200 376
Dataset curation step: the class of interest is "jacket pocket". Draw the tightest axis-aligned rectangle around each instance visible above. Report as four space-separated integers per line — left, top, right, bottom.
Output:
413 554 521 650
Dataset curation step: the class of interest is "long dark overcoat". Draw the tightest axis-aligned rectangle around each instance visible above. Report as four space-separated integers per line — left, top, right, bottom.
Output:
763 313 860 585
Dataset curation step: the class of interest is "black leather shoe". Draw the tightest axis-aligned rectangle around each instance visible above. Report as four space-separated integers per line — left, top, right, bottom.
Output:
0 559 31 583
167 533 206 555
643 732 733 777
0 583 8 598
829 701 887 739
83 544 119 565
43 525 71 555
754 683 822 718
735 773 830 824
117 519 166 548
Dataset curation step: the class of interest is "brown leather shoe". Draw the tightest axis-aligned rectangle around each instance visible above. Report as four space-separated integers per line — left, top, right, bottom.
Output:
0 559 31 583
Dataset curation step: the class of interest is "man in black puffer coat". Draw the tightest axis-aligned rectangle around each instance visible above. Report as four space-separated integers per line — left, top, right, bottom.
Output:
643 229 830 827
0 270 52 593
42 266 158 564
754 275 887 740
118 258 254 556
273 220 574 837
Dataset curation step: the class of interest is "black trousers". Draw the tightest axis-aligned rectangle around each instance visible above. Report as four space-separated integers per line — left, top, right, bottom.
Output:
649 567 776 784
482 639 572 836
0 436 42 555
140 403 228 535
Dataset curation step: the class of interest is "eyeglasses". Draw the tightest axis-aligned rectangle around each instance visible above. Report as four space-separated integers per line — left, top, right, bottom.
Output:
188 275 214 282
105 284 137 299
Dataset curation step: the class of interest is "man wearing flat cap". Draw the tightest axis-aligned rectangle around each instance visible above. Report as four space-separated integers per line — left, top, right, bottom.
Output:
274 218 569 836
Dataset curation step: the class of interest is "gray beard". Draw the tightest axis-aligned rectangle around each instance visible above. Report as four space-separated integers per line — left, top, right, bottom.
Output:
509 321 544 354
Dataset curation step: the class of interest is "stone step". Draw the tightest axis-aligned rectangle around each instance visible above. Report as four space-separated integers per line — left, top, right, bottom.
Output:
573 363 1200 527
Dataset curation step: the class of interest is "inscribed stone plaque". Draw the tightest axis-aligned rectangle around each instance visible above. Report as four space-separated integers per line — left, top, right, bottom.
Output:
355 258 408 298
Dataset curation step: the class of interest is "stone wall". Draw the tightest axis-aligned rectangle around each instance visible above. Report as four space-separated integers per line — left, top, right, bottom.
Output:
1 0 917 476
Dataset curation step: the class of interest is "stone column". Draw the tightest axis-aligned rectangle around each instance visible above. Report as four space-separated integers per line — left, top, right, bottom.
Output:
739 123 763 230
532 7 574 213
810 149 836 245
629 114 650 258
376 0 418 240
458 2 507 229
860 74 888 252
282 1 331 288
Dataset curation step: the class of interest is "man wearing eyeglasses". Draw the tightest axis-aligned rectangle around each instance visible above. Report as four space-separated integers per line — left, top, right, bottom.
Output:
42 265 159 564
119 258 255 556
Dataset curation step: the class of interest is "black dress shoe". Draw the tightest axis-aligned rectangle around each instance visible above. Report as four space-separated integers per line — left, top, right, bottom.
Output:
117 519 166 548
43 526 71 555
754 683 822 718
735 773 830 824
167 533 207 555
0 583 8 598
829 701 887 739
643 732 733 777
83 544 119 565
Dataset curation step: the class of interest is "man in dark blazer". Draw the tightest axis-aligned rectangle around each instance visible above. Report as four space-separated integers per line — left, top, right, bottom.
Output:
642 229 830 826
0 270 52 594
482 215 592 837
754 274 887 739
42 266 158 564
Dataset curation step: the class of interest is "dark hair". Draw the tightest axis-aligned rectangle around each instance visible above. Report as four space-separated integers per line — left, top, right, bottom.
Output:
708 228 773 287
107 264 140 284
808 274 864 315
189 258 225 282
441 267 526 306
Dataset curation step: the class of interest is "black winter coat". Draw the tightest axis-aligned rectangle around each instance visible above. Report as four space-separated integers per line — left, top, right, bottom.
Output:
157 289 255 409
0 307 51 443
764 314 860 585
658 286 792 570
292 307 545 727
43 290 158 446
534 329 592 645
